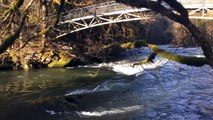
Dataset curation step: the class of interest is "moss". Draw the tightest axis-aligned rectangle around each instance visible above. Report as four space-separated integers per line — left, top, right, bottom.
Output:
48 51 72 68
148 44 209 66
48 58 71 68
9 50 19 62
133 40 147 48
22 62 32 70
132 41 209 67
120 40 147 49
134 59 149 65
1 0 24 20
102 43 120 49
103 44 112 49
133 52 156 66
120 42 132 49
59 51 71 60
41 50 54 63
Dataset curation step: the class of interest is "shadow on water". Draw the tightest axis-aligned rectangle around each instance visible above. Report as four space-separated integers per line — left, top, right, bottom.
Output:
1 64 213 120
1 47 213 120
0 67 121 120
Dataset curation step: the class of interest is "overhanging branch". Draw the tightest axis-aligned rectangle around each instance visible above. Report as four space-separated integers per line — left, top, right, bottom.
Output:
116 0 213 68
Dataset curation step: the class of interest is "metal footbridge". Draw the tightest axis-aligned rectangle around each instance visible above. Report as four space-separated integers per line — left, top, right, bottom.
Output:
55 0 213 39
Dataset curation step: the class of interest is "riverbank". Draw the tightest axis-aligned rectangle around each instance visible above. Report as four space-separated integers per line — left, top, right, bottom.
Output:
1 18 213 70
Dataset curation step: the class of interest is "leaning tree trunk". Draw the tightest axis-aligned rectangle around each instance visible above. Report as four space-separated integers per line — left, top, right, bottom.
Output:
115 0 213 68
119 40 210 67
135 43 209 67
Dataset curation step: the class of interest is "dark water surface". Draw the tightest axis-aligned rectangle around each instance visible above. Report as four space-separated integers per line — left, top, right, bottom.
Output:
1 47 213 120
0 68 117 120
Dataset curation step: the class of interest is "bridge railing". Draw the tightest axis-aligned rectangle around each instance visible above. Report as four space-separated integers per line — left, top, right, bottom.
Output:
61 0 213 22
179 0 212 4
179 0 213 6
62 1 136 20
56 0 213 38
62 1 114 19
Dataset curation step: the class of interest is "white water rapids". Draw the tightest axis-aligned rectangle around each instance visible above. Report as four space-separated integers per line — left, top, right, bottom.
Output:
1 46 213 120
60 46 213 119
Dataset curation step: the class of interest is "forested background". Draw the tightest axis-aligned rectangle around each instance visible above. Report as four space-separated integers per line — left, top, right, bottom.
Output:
0 0 213 70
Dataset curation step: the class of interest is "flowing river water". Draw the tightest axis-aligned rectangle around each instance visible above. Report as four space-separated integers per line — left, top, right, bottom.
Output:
0 46 213 120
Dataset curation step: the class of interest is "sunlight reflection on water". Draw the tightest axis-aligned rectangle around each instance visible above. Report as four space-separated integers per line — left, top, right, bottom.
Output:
1 46 213 120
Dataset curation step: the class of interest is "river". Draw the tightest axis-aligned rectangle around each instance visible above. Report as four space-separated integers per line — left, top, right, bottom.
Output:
0 46 213 120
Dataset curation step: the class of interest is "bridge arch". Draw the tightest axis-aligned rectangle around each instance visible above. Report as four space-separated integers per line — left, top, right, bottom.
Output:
55 0 213 39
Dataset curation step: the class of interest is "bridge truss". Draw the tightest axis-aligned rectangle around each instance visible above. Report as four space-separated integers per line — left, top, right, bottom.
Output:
55 1 213 39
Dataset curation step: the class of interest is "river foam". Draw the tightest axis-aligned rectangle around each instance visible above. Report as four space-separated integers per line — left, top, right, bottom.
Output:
81 58 168 76
112 59 167 75
77 105 143 117
65 78 130 96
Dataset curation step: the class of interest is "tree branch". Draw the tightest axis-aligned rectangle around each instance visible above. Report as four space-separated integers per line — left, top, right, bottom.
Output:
0 14 26 54
116 0 213 68
0 0 34 54
1 0 24 22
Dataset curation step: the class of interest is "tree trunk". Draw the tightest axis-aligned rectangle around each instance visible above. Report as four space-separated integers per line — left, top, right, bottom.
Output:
146 44 209 67
115 0 213 68
0 15 26 54
121 40 210 67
